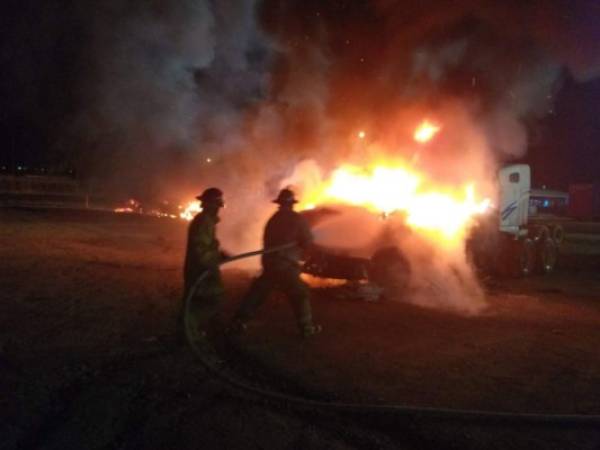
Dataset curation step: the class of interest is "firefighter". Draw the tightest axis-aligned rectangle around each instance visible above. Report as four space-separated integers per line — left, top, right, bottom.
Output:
181 187 227 343
232 188 322 337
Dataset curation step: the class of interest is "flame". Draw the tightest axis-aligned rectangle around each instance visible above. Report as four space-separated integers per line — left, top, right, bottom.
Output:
114 198 178 219
165 119 490 243
114 198 141 214
179 200 202 221
299 160 490 244
114 207 135 213
414 120 441 143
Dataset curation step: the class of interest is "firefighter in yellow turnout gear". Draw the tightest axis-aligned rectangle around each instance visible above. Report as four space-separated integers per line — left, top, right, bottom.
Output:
182 187 226 343
233 189 322 337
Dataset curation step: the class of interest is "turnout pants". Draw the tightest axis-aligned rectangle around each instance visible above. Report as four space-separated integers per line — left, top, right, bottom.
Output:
181 270 224 342
235 268 313 330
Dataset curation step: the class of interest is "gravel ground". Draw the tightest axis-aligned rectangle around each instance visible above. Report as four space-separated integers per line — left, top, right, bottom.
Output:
2 207 600 450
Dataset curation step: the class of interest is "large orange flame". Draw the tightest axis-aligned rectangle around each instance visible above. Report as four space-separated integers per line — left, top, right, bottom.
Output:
298 160 490 244
178 120 490 246
179 200 202 220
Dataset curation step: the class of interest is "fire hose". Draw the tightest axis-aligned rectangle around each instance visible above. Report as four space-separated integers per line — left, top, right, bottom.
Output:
183 245 600 427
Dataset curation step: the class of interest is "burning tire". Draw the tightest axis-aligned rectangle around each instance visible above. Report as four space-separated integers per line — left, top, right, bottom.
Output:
368 246 410 298
537 238 558 274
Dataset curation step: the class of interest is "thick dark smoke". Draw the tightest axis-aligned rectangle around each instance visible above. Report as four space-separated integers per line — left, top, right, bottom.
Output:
66 0 600 198
260 0 599 160
68 0 273 196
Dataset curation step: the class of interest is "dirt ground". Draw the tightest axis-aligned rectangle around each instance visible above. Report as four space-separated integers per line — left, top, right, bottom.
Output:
2 207 600 450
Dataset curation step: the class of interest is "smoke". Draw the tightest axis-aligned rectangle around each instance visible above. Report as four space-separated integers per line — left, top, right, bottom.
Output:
72 0 273 195
67 0 600 311
390 221 486 315
71 0 600 194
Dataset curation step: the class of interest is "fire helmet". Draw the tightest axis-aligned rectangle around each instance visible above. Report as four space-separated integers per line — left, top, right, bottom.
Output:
273 188 298 205
197 187 224 207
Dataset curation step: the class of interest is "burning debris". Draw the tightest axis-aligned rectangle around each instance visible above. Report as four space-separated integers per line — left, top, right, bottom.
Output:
114 198 179 219
114 198 142 214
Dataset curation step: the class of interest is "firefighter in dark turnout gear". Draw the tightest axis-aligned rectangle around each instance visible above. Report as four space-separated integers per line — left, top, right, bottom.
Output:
182 187 226 342
233 188 322 337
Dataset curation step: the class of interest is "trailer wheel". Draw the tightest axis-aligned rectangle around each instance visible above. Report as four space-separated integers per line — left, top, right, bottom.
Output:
517 238 536 276
501 238 535 277
538 238 558 274
551 225 565 245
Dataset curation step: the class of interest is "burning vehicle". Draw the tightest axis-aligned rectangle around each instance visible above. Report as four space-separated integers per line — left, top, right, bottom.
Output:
301 206 412 298
299 162 568 298
286 150 492 300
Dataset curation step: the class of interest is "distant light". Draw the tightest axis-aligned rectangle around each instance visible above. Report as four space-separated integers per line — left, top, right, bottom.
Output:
357 130 366 139
206 157 212 163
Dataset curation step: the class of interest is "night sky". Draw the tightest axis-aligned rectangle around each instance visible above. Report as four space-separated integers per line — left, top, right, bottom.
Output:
1 0 599 191
526 75 600 189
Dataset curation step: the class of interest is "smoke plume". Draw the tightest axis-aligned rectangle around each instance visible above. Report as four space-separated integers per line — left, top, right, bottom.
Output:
69 0 600 312
72 0 600 193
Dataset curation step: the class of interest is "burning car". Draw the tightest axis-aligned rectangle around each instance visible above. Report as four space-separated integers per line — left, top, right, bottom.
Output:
300 206 412 298
285 153 491 300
